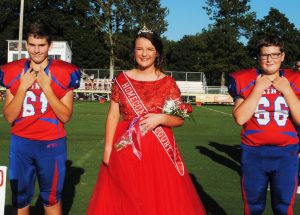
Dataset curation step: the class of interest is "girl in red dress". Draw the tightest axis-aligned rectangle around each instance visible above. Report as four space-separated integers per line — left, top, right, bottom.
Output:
86 27 207 215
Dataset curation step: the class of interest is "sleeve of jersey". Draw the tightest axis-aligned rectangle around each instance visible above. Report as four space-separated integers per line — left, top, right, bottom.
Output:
226 74 241 101
291 73 300 98
68 68 81 89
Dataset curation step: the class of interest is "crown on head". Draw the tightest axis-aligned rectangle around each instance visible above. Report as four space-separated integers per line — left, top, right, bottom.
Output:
138 25 153 35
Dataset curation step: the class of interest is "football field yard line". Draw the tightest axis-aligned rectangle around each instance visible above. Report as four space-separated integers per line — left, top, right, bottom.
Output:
201 106 232 116
73 140 103 167
74 149 95 166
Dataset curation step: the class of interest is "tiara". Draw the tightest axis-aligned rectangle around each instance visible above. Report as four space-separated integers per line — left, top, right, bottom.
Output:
138 25 153 35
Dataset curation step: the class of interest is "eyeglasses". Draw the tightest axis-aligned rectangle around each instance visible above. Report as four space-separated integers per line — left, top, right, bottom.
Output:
260 53 282 60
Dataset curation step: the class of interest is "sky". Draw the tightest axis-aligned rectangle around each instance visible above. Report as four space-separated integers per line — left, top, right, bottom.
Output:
160 0 300 41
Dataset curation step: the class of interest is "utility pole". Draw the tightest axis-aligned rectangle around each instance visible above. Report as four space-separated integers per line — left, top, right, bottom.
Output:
18 0 24 60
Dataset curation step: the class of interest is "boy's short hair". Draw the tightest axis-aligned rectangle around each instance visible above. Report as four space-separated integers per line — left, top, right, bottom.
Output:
26 20 52 44
256 36 284 55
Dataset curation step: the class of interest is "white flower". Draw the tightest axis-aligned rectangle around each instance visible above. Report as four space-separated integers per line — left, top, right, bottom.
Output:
163 99 177 113
162 98 192 119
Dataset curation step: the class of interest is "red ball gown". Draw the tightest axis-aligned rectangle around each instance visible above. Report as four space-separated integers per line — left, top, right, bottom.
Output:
86 73 207 215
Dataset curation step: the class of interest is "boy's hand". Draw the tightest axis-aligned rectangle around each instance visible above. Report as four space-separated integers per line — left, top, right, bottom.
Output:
272 76 291 95
19 68 37 91
36 68 52 91
254 75 272 93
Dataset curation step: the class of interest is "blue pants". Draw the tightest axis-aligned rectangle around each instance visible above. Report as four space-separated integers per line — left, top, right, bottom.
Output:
9 135 67 208
241 144 298 215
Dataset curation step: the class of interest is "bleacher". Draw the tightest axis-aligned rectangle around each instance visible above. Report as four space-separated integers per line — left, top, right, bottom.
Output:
77 79 206 96
78 79 112 92
176 81 205 95
0 70 234 103
75 70 233 103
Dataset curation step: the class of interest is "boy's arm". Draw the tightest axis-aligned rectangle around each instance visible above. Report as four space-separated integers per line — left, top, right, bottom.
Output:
233 91 262 126
43 88 74 123
3 69 36 123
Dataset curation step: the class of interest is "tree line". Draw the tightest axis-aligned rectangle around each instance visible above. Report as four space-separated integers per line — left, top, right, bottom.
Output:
1 0 300 85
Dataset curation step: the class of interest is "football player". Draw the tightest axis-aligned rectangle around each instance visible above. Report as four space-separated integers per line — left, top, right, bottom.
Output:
228 36 300 215
0 20 80 215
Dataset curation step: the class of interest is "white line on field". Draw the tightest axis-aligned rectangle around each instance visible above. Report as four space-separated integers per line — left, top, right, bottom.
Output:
73 140 103 167
201 106 232 116
74 149 96 167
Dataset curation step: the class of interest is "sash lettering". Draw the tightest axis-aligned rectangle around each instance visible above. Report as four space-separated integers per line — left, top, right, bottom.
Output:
116 72 185 176
121 82 147 115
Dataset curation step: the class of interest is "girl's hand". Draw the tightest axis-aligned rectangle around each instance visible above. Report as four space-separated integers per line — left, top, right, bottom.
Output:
102 143 112 165
139 113 163 134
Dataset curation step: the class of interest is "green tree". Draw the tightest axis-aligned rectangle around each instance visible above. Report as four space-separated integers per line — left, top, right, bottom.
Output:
201 0 256 84
166 34 207 71
166 29 253 85
25 0 105 68
247 8 300 67
203 0 256 39
0 0 107 68
0 0 20 65
202 27 254 85
90 0 168 78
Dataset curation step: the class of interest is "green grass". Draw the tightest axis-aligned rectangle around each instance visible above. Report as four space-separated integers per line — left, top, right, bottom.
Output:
0 101 299 214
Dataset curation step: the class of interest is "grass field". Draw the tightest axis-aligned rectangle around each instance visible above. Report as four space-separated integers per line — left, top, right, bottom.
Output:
0 101 300 215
